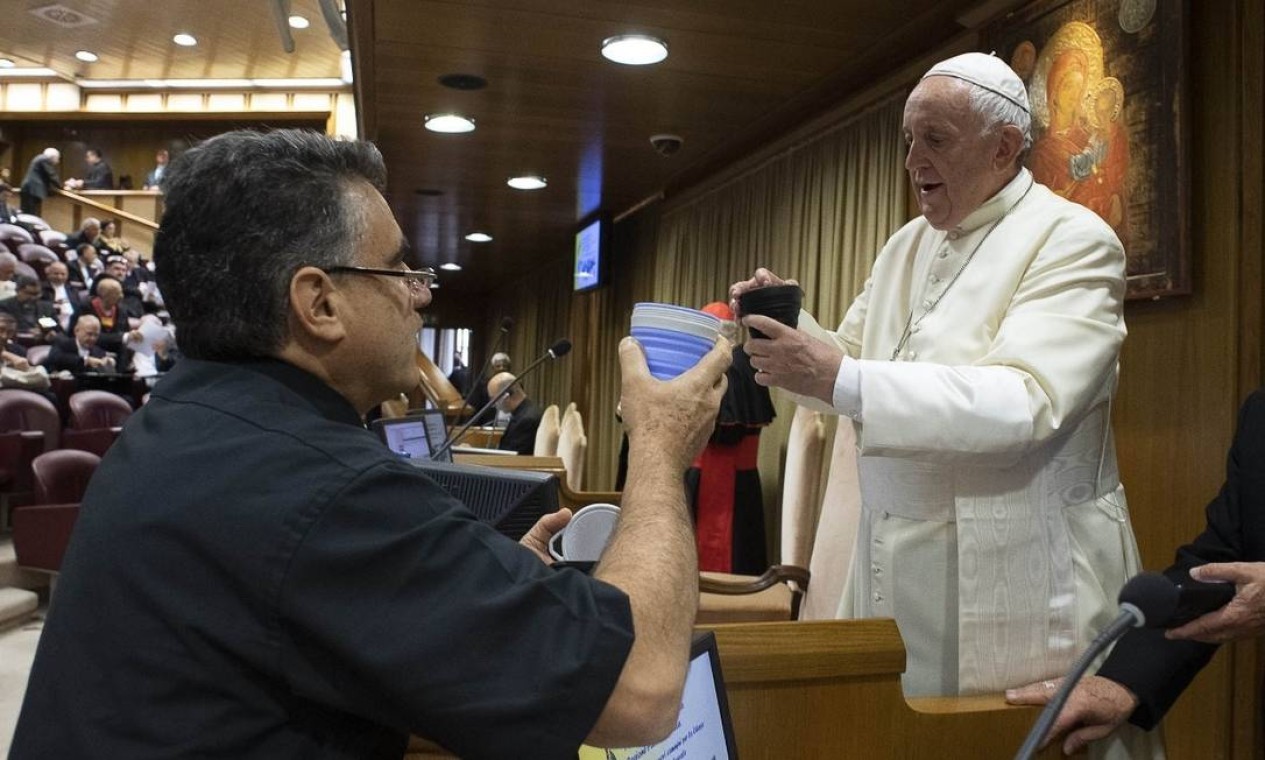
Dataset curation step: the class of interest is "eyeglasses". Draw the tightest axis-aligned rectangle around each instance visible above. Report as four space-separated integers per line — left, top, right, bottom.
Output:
322 265 438 296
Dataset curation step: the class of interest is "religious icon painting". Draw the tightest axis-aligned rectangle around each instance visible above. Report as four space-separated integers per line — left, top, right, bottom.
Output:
987 0 1189 299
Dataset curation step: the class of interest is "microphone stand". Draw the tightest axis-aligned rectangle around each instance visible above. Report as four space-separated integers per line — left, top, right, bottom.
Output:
1012 607 1142 760
454 321 511 422
432 340 570 460
431 383 516 460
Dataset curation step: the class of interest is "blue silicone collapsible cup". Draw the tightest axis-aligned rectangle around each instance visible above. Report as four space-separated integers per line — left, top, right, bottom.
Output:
630 303 721 380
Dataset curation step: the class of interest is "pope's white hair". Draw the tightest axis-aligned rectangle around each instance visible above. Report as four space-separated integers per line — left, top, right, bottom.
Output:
967 85 1033 159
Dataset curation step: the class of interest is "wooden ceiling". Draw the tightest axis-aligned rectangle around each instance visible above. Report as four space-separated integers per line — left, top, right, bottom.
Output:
3 0 997 294
350 0 989 294
0 0 344 80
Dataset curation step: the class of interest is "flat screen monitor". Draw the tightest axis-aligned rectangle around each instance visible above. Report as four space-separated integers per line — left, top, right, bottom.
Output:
409 459 559 541
371 410 451 462
577 630 738 759
574 215 607 293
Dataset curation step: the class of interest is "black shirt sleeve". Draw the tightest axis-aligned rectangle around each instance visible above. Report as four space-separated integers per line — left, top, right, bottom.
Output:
278 462 634 759
1097 390 1265 728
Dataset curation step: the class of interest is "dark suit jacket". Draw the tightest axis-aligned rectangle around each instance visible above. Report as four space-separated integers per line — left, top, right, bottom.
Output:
1097 389 1265 729
67 259 101 288
0 296 55 332
20 156 61 200
84 161 114 190
46 335 107 374
497 398 543 456
68 304 128 355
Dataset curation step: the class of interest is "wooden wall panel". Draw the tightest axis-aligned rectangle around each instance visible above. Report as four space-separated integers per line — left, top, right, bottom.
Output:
2 116 326 198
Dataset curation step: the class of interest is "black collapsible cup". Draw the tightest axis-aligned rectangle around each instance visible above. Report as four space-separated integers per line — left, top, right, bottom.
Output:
738 284 803 338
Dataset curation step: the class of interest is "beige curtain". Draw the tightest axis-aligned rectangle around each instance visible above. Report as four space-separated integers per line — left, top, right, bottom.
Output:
487 94 910 556
609 94 910 559
482 260 576 422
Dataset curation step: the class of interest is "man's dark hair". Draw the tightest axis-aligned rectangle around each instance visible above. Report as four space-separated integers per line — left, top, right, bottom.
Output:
154 129 387 361
15 274 39 290
87 148 102 159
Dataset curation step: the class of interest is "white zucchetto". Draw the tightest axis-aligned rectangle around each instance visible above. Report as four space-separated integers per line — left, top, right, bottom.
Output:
922 52 1030 114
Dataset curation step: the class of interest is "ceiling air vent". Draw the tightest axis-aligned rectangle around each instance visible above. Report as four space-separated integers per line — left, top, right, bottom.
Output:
28 4 99 28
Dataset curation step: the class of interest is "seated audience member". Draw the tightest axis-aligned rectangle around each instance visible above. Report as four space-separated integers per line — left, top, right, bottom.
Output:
0 313 33 368
40 261 77 331
0 183 19 223
95 218 129 255
0 275 56 338
67 243 102 288
93 254 144 317
46 314 114 374
13 129 731 758
0 313 53 395
70 277 133 365
1008 387 1265 754
64 218 102 254
0 252 18 300
489 371 544 455
130 314 177 384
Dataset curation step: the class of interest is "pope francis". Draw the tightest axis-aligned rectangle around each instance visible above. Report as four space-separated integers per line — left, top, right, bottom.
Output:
731 53 1162 759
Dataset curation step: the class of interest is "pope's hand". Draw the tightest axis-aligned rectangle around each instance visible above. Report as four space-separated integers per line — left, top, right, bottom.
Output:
728 268 799 317
742 314 841 405
1005 675 1138 754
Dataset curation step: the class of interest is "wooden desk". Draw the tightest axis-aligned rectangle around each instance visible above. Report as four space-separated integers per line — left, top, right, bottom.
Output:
451 426 503 449
405 619 1067 759
449 454 619 510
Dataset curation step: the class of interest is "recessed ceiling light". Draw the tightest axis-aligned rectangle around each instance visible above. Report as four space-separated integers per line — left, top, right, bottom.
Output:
424 113 476 134
601 34 668 65
288 14 310 29
173 33 198 47
507 175 547 191
0 59 15 69
464 232 493 243
75 50 99 63
440 263 463 271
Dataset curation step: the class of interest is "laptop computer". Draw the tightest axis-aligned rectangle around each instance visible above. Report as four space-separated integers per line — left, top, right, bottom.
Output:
577 630 739 759
371 409 452 463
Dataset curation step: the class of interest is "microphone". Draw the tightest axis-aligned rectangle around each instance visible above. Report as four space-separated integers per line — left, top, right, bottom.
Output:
1154 574 1236 628
1014 572 1174 760
454 316 516 423
432 338 571 459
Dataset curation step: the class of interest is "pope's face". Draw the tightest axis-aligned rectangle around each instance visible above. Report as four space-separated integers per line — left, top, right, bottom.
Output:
903 77 1008 230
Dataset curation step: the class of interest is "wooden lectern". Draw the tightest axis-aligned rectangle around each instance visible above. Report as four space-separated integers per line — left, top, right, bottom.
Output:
406 618 1067 759
705 619 1068 759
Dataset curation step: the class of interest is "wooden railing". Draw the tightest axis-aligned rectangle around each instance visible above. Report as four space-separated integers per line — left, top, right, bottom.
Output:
44 188 161 254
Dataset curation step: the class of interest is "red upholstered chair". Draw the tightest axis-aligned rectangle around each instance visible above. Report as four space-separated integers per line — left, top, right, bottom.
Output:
15 214 48 232
69 390 133 429
0 222 33 251
32 448 100 504
13 261 38 282
17 243 58 277
38 229 67 248
12 504 80 573
0 390 60 526
64 390 133 456
25 344 50 366
11 449 99 573
0 389 60 452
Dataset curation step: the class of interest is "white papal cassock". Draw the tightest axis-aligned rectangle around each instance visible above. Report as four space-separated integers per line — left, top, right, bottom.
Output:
789 168 1162 758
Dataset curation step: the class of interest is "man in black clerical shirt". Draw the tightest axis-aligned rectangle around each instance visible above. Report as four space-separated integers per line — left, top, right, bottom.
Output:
489 370 543 455
13 129 730 759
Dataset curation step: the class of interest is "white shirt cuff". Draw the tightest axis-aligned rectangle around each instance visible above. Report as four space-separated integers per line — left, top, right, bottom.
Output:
832 356 863 420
